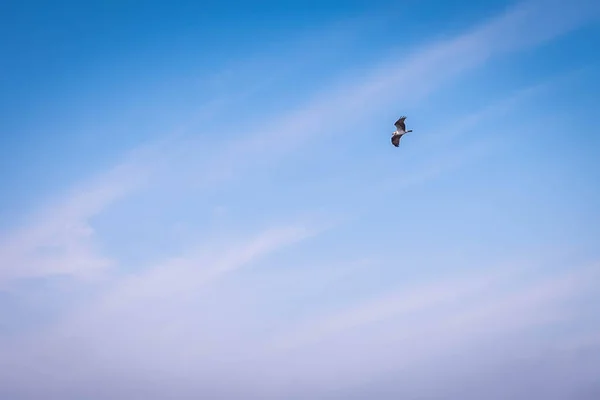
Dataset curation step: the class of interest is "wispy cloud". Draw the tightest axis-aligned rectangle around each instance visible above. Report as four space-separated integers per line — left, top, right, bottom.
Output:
2 248 597 398
1 0 598 398
257 261 599 393
0 221 322 390
0 139 166 284
180 0 599 194
269 258 597 352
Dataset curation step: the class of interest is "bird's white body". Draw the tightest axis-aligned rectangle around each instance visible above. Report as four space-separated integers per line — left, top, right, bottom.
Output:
392 128 411 137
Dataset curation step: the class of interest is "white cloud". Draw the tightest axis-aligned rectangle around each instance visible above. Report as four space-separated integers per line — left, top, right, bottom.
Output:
182 0 599 183
1 1 598 398
0 140 162 284
254 262 600 393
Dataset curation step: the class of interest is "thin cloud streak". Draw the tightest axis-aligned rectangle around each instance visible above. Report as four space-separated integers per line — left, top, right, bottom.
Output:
0 222 323 387
267 259 597 352
256 262 599 393
188 0 599 181
0 140 166 284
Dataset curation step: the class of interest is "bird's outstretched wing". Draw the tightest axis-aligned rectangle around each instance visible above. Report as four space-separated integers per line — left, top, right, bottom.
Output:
394 116 407 131
391 134 401 147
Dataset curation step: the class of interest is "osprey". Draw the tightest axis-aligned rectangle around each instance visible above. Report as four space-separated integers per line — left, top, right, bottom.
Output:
391 116 413 147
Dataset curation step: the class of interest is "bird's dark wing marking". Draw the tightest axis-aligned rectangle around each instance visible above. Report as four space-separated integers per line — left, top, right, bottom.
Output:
394 116 407 130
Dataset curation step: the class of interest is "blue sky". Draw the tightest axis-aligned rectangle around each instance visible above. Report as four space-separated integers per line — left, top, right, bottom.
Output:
1 0 600 398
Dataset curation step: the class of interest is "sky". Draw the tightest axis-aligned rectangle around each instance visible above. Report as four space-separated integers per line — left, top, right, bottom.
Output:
1 0 600 398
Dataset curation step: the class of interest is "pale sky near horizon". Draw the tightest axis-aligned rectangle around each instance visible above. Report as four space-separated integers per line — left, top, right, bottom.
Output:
1 0 600 398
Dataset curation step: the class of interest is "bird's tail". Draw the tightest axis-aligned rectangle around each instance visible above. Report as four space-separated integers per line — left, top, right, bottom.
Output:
406 130 413 133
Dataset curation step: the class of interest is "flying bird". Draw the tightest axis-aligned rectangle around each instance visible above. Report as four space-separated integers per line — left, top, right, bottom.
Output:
391 116 413 147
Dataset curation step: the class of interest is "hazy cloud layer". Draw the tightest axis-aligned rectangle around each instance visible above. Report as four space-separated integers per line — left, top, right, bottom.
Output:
1 0 599 398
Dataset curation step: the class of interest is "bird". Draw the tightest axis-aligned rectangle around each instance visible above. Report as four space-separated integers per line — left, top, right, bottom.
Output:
391 116 413 147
